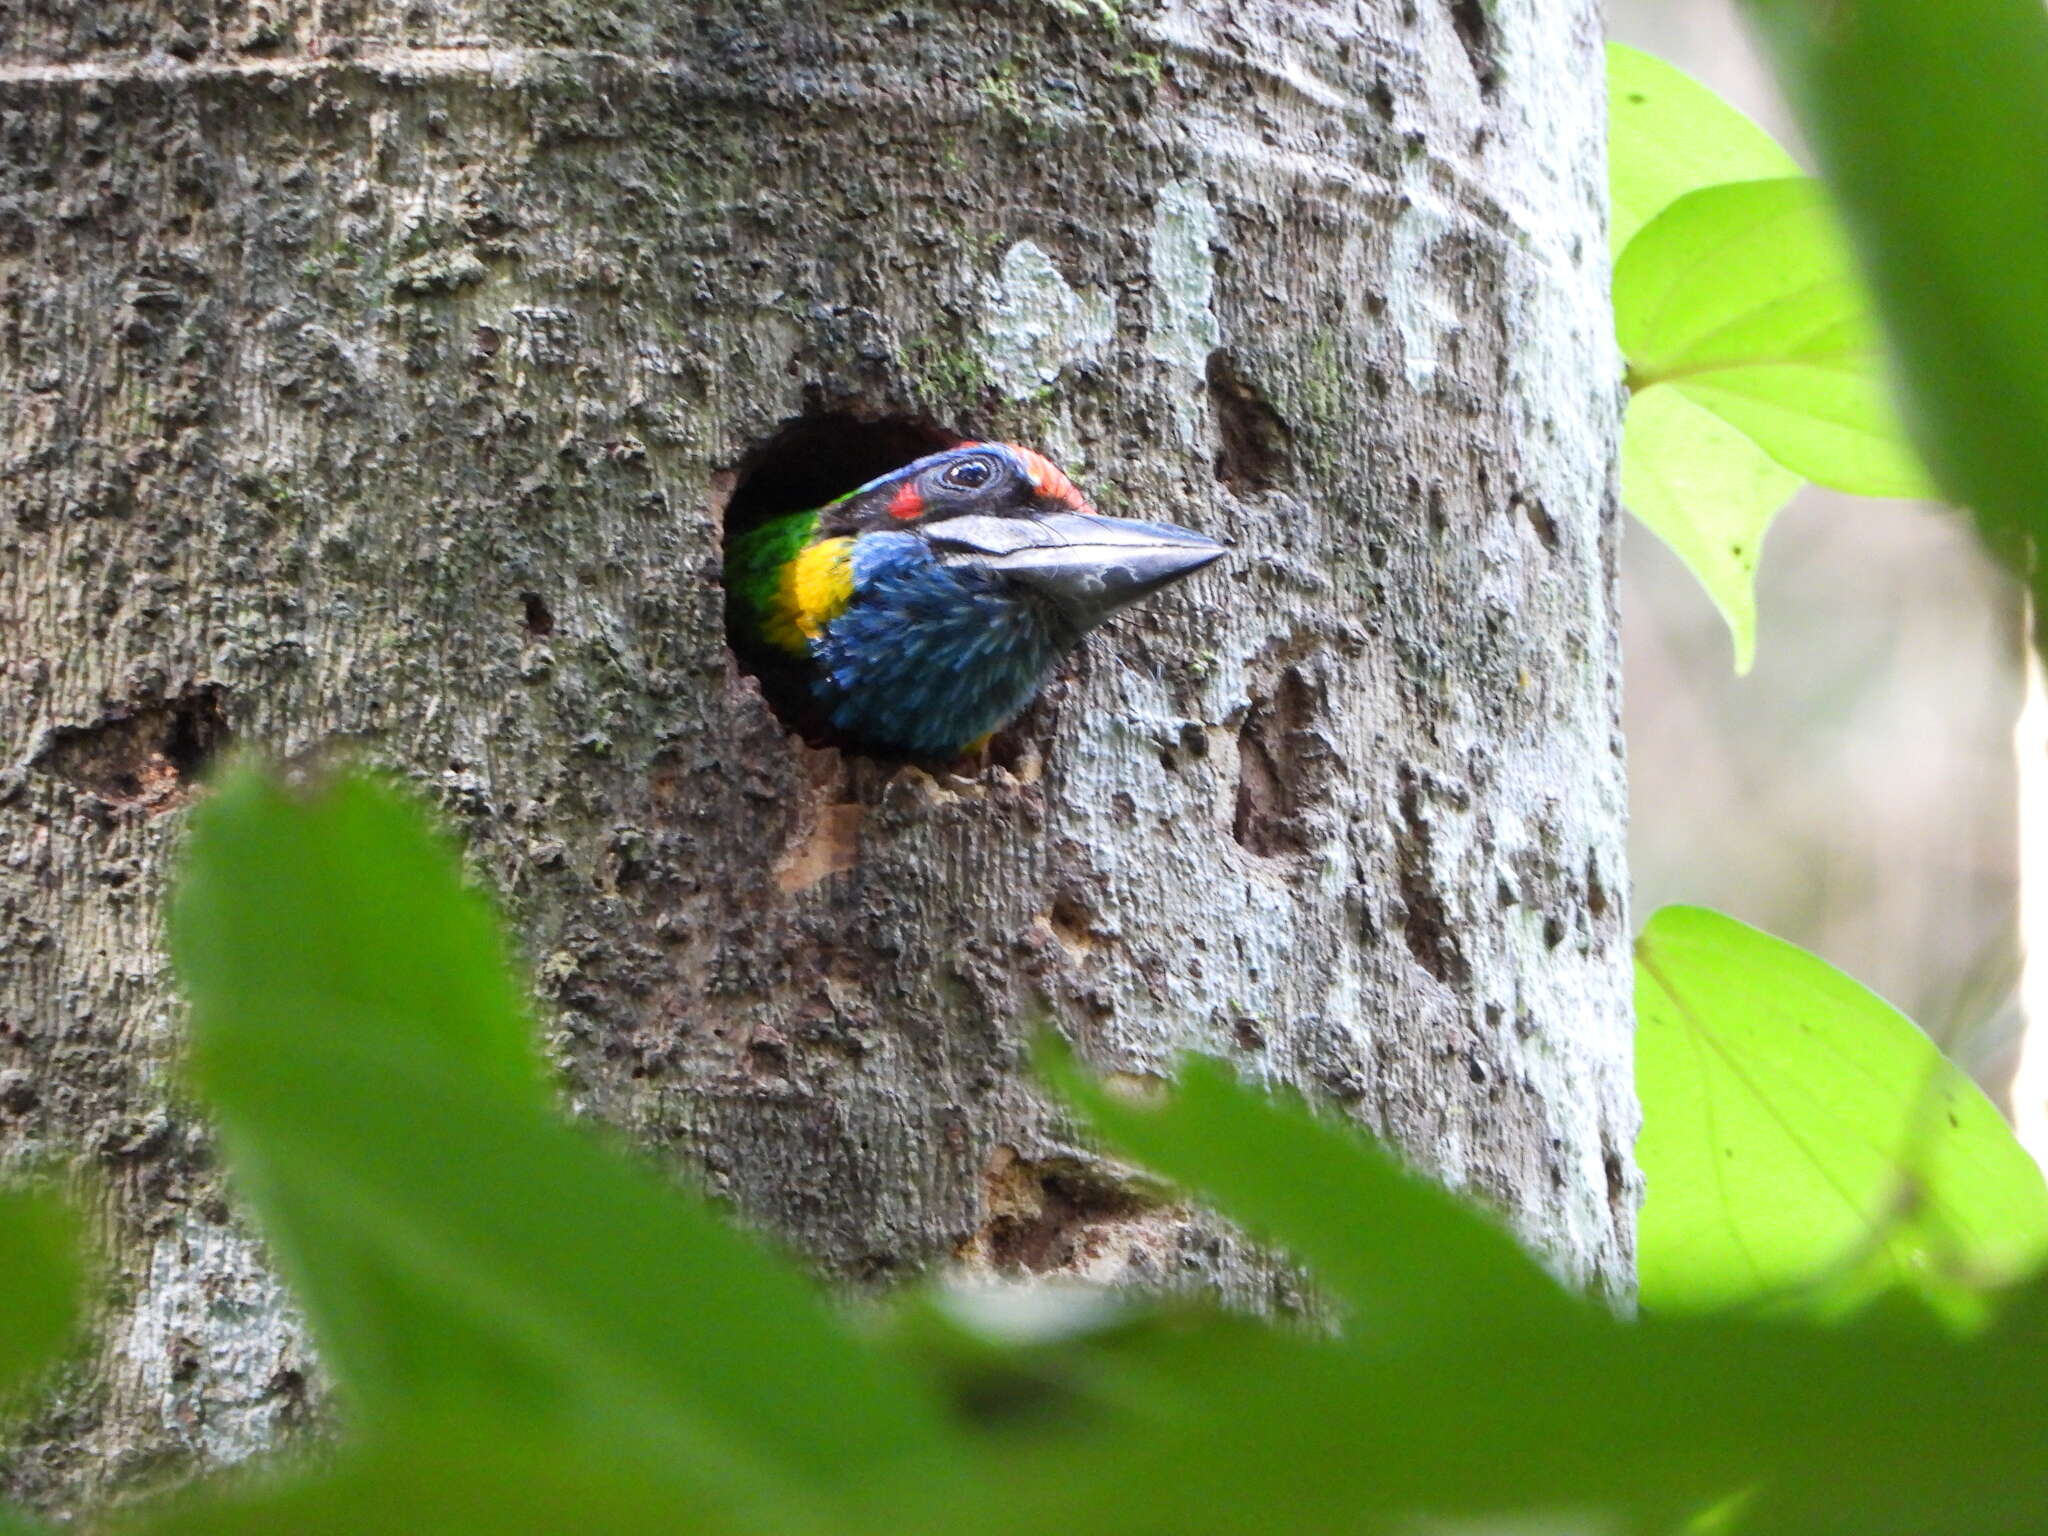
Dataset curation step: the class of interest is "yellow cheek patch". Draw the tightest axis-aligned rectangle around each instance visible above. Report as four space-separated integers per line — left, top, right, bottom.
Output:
766 536 856 653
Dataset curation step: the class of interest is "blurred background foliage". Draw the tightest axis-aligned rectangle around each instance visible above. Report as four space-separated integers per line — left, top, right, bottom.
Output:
1611 0 2025 1098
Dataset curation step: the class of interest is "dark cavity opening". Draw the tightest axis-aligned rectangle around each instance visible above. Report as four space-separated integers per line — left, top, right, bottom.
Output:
1231 668 1317 858
33 685 230 810
720 411 962 747
1447 0 1500 95
1207 350 1294 497
520 591 554 636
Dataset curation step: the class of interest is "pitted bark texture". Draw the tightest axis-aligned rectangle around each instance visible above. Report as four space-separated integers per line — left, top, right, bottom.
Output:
0 0 1633 1509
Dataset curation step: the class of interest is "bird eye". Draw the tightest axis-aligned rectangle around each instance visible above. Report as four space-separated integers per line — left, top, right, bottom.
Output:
942 456 996 490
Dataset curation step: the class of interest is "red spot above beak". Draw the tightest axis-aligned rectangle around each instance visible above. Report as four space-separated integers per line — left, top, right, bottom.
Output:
888 483 926 520
1012 446 1092 512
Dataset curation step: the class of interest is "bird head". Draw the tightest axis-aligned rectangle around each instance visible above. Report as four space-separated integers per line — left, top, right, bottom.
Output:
820 443 1228 634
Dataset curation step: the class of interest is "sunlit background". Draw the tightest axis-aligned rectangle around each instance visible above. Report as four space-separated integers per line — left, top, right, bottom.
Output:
1610 0 2027 1100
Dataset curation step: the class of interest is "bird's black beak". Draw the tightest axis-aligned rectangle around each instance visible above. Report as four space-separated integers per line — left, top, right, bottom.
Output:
925 511 1229 631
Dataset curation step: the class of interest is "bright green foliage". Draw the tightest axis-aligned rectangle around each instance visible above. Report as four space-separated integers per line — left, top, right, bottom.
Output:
1621 385 1801 672
0 1189 80 1401
1607 42 1796 254
1620 178 1934 501
1012 1055 2048 1536
1037 1040 1575 1332
1741 0 2048 638
0 1189 78 1534
1635 907 2048 1316
167 768 951 1519
1608 47 1933 673
0 764 2031 1535
107 1429 761 1536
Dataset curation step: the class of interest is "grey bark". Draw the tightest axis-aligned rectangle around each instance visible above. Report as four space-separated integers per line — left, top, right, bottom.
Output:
0 0 1634 1511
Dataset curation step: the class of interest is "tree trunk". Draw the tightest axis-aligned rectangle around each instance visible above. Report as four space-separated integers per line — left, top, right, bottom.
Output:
0 0 1633 1511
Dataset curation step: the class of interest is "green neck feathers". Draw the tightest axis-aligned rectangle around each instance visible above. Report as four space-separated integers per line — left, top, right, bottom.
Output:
725 508 821 653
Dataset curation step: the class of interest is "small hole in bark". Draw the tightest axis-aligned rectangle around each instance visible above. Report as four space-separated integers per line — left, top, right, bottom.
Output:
1206 350 1293 495
0 1072 37 1115
745 1026 790 1075
1602 1140 1629 1213
965 1148 1151 1276
1448 0 1500 94
1231 668 1320 857
1047 891 1098 957
520 591 554 635
265 1367 308 1402
1517 494 1559 551
34 686 230 810
1586 852 1610 920
1394 766 1470 985
720 410 962 747
979 713 1045 779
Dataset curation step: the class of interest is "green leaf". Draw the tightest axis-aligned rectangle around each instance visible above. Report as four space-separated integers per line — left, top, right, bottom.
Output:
1619 177 1934 499
114 1422 796 1536
0 1188 82 1401
1634 906 2048 1315
1607 42 1798 255
168 766 949 1501
1621 384 1801 673
168 764 544 1111
1040 1040 1576 1338
936 1051 2048 1536
1741 0 2048 623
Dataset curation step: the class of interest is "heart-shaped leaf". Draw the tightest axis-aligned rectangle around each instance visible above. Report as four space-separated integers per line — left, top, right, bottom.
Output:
1635 906 2048 1314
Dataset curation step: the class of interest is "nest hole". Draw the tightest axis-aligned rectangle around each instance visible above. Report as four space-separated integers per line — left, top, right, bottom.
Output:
721 411 962 550
720 411 962 748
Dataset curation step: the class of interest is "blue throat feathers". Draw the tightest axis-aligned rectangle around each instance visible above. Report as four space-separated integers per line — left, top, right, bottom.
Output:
811 532 1073 758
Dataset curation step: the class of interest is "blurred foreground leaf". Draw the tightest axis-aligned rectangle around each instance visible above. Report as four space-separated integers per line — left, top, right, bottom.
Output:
0 1190 80 1536
1607 42 1797 254
1635 906 2048 1315
115 1424 767 1536
167 767 949 1514
1039 1041 1573 1335
0 1189 80 1402
127 765 2048 1536
1008 1050 2048 1536
1742 0 2048 626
